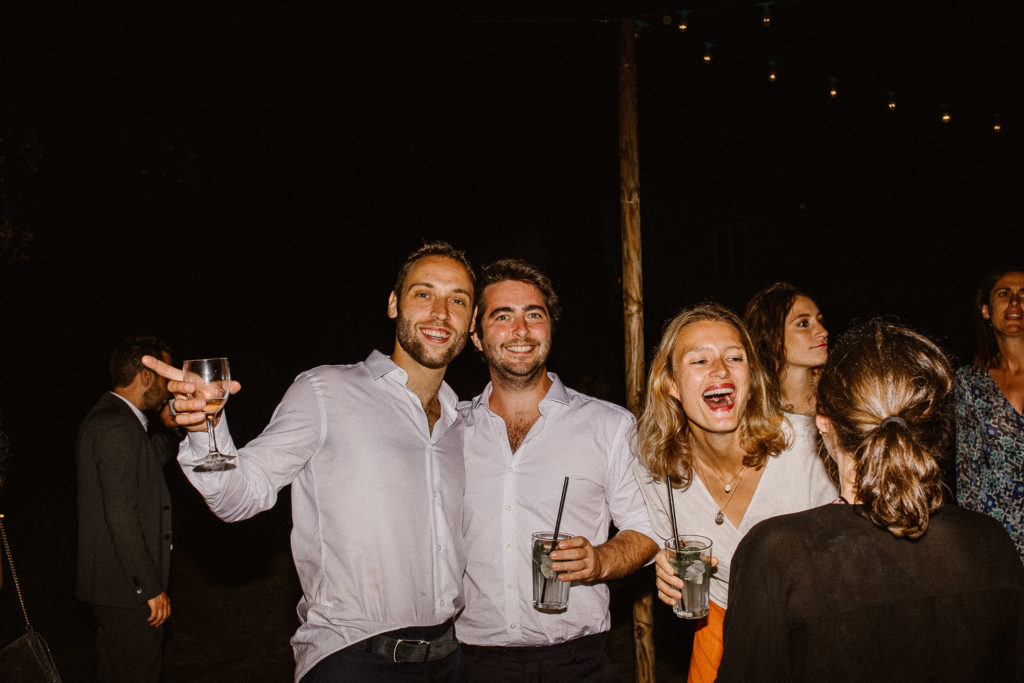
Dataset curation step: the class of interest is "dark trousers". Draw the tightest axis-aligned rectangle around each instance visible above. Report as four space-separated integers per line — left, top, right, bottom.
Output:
89 603 163 683
301 623 461 683
459 633 619 682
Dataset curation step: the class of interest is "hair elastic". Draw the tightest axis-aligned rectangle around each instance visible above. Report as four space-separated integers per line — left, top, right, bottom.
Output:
879 416 908 429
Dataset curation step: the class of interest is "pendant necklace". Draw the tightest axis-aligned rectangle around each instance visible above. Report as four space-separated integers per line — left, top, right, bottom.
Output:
695 457 747 525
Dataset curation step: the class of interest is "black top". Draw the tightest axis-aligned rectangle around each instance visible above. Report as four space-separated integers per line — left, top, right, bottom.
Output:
717 503 1024 682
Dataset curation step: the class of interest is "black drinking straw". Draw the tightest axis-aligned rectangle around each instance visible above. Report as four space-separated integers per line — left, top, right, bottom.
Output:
665 475 682 560
540 476 570 604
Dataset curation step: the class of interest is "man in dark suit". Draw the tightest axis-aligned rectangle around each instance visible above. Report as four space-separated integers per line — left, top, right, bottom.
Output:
76 335 179 682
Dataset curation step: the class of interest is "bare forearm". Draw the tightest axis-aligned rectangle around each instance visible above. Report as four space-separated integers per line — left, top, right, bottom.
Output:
594 530 659 581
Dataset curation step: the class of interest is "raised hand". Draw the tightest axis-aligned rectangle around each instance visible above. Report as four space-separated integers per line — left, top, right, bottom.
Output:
141 355 242 431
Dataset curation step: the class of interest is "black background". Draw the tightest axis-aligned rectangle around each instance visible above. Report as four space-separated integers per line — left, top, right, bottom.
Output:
1 2 1021 678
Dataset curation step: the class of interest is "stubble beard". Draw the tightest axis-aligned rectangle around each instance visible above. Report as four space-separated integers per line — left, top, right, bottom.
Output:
483 338 550 390
142 379 169 412
396 312 468 370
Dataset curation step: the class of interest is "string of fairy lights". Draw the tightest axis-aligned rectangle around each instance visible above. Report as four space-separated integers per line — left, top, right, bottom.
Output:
632 3 1010 135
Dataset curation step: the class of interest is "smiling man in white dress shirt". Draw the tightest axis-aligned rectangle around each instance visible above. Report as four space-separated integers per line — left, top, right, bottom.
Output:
144 242 475 682
457 258 659 682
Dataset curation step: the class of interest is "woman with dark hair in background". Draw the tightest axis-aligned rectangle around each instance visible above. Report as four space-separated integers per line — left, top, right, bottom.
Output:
743 282 828 420
633 303 835 683
957 268 1024 561
718 319 1024 682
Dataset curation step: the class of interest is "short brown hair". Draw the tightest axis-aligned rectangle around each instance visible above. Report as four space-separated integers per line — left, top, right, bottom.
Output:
637 302 787 488
816 319 952 538
392 241 475 302
109 335 172 388
474 258 561 334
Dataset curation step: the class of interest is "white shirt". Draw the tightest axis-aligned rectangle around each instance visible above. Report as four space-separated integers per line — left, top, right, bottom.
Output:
456 374 657 646
177 351 466 681
633 415 836 609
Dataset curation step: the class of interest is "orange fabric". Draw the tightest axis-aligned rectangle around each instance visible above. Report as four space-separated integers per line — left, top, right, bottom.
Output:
687 601 725 683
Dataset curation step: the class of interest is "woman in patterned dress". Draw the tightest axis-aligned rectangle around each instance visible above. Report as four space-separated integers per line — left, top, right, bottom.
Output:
957 267 1024 560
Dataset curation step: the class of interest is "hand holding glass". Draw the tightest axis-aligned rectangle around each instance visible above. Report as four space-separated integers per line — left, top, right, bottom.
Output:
182 358 235 472
666 535 712 619
532 531 571 611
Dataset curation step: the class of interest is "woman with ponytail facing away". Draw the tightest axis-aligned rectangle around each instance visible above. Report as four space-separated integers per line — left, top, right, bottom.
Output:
717 319 1024 682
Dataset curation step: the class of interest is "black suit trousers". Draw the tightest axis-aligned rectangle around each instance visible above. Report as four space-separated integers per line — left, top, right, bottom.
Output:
90 602 163 683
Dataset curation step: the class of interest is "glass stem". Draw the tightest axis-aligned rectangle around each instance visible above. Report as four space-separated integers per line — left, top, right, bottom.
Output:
206 414 219 456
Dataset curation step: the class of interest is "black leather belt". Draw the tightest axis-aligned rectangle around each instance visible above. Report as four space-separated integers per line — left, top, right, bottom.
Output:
351 620 458 663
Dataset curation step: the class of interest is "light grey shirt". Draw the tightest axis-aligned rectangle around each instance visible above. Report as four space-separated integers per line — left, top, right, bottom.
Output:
456 374 657 646
634 415 836 609
177 350 466 681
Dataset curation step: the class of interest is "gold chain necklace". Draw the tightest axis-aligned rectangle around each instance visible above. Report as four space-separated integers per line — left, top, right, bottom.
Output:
695 457 747 525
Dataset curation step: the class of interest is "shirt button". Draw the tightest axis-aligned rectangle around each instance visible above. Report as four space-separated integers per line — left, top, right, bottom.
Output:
507 583 514 589
504 505 511 511
505 544 512 550
437 545 442 551
510 624 518 630
507 467 513 472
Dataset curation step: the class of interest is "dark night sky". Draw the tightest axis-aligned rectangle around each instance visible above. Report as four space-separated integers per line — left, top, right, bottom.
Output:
1 3 1022 675
1 1 1023 490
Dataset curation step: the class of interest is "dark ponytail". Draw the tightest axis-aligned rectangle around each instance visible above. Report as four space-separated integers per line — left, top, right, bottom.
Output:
817 320 952 538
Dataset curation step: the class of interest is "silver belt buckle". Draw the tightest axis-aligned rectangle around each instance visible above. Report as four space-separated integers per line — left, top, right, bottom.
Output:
392 638 430 663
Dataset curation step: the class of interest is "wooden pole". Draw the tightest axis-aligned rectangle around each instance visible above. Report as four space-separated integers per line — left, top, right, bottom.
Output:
617 16 654 683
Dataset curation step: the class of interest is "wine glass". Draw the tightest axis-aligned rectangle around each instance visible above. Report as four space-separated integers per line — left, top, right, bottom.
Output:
182 357 235 472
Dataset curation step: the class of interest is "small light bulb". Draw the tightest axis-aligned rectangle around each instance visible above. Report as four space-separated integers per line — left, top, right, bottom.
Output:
993 114 1002 132
886 91 896 110
677 11 691 33
829 88 838 98
702 42 714 64
827 77 839 99
703 53 712 63
769 71 777 82
941 112 951 123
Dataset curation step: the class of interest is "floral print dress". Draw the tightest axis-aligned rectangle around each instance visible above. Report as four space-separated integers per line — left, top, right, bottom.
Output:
956 365 1024 561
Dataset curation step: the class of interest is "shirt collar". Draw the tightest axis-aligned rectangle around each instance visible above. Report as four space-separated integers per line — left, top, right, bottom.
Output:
364 349 459 424
109 391 149 430
474 371 569 413
365 349 398 379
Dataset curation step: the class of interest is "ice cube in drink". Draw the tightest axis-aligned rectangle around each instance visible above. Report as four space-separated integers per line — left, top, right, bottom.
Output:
667 536 712 619
532 532 570 610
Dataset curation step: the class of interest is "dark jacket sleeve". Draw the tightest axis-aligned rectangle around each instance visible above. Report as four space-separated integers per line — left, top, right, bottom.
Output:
92 413 165 602
150 425 183 466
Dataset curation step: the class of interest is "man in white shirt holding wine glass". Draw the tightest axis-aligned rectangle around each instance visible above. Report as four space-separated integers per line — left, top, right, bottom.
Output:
144 241 475 682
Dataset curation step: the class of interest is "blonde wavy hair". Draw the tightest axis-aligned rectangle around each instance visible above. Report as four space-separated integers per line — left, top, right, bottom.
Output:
637 302 787 488
816 318 952 538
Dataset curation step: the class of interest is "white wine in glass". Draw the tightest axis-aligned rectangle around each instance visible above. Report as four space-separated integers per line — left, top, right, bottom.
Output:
182 357 235 472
